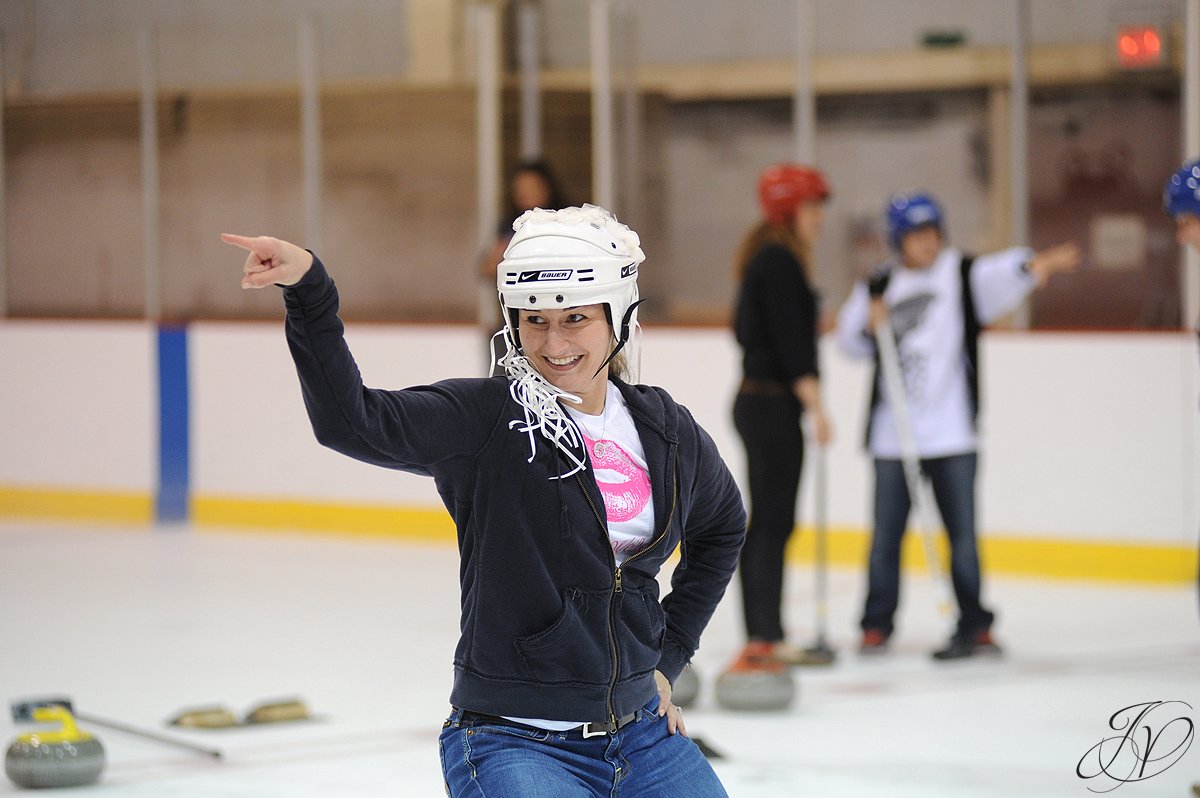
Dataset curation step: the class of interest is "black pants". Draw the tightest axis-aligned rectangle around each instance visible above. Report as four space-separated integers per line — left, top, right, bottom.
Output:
733 391 804 642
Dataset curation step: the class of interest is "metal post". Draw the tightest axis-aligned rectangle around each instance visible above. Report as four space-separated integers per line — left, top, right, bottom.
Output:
475 1 501 255
1010 0 1031 327
475 1 502 335
590 0 614 210
616 0 640 220
1184 0 1200 330
299 15 323 254
139 26 160 321
793 0 816 163
0 30 7 318
518 0 542 161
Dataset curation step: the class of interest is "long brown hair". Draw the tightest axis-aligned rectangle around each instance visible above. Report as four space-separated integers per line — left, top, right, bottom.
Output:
734 221 811 281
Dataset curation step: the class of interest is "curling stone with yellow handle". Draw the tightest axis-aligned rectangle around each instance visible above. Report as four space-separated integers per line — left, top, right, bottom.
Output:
5 705 105 789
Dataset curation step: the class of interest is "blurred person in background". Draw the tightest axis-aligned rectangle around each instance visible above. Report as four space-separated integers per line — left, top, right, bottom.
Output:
481 159 568 283
721 163 834 685
1164 158 1200 311
1163 157 1200 622
835 192 1081 660
480 159 568 372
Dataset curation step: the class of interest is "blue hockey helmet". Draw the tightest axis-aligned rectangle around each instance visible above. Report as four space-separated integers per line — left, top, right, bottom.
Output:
886 192 943 249
1163 159 1200 218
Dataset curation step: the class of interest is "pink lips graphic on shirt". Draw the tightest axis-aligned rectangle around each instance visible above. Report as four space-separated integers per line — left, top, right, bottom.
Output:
583 435 651 522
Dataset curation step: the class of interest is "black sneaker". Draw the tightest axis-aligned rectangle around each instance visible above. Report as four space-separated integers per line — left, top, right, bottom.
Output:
932 629 1003 661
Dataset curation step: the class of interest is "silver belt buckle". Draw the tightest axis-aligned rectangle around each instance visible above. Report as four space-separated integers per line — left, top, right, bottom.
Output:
581 721 613 738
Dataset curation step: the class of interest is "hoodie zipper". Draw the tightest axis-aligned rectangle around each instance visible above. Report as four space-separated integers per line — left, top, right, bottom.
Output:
574 444 679 727
574 472 621 726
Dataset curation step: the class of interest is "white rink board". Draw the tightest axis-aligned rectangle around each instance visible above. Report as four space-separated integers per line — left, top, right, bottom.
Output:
189 323 1200 544
982 332 1199 543
1 320 1197 545
189 322 480 507
0 319 155 491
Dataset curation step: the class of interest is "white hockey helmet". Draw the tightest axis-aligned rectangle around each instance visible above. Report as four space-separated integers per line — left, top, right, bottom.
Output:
497 204 645 360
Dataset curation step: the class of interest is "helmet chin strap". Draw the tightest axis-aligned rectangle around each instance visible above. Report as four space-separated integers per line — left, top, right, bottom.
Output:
593 299 645 378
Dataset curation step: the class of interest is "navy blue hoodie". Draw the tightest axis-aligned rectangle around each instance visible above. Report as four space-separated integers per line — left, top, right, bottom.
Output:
283 257 746 724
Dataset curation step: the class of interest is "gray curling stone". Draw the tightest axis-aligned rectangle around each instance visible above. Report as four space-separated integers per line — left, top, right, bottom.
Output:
672 665 700 709
5 706 105 789
715 668 796 711
714 647 797 712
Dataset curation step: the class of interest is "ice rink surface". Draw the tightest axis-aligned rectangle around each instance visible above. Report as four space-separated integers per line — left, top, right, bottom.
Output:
1 520 1196 797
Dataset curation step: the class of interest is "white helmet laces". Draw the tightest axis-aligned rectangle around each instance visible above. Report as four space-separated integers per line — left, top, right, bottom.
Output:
492 329 588 480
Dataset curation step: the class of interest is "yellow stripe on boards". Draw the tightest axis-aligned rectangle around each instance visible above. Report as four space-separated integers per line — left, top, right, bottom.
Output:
0 487 152 524
978 535 1196 585
191 495 457 543
2 487 1194 585
784 526 1197 586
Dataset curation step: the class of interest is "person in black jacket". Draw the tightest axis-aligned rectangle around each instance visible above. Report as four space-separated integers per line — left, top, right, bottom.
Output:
722 163 833 685
222 204 744 798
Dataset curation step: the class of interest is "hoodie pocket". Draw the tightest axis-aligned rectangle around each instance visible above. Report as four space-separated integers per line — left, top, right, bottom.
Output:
617 584 666 678
513 587 611 685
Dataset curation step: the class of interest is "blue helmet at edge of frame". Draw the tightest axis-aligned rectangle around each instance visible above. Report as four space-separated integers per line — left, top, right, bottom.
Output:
886 192 943 250
1163 159 1200 218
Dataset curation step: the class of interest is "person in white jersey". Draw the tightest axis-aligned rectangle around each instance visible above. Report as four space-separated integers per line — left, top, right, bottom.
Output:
1164 158 1200 625
224 204 745 797
835 192 1081 660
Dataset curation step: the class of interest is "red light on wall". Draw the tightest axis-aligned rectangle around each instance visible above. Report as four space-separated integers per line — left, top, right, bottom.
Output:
1115 25 1165 69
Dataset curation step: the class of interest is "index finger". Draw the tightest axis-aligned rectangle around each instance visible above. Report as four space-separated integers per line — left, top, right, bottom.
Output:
220 233 274 259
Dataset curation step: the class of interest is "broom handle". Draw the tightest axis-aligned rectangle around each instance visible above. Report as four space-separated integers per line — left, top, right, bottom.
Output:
875 316 956 632
74 711 223 759
813 441 830 641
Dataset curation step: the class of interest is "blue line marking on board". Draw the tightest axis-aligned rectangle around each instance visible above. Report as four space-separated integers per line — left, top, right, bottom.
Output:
156 324 189 523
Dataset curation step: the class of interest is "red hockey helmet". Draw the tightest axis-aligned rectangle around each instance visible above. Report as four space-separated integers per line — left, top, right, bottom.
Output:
757 163 830 226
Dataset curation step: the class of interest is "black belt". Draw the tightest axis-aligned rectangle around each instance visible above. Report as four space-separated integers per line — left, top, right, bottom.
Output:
738 378 792 397
453 708 638 738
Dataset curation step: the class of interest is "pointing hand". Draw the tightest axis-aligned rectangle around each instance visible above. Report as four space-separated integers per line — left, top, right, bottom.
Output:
221 234 313 289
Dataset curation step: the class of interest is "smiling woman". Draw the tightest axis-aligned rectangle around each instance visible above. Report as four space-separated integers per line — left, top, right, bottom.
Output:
221 204 746 798
516 305 613 413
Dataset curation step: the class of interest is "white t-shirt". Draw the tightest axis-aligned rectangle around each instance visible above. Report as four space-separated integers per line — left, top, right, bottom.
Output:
503 381 655 731
565 381 656 566
835 245 1035 458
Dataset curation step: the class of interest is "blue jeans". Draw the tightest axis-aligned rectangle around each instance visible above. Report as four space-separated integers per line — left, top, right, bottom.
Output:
438 697 727 797
861 452 995 639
